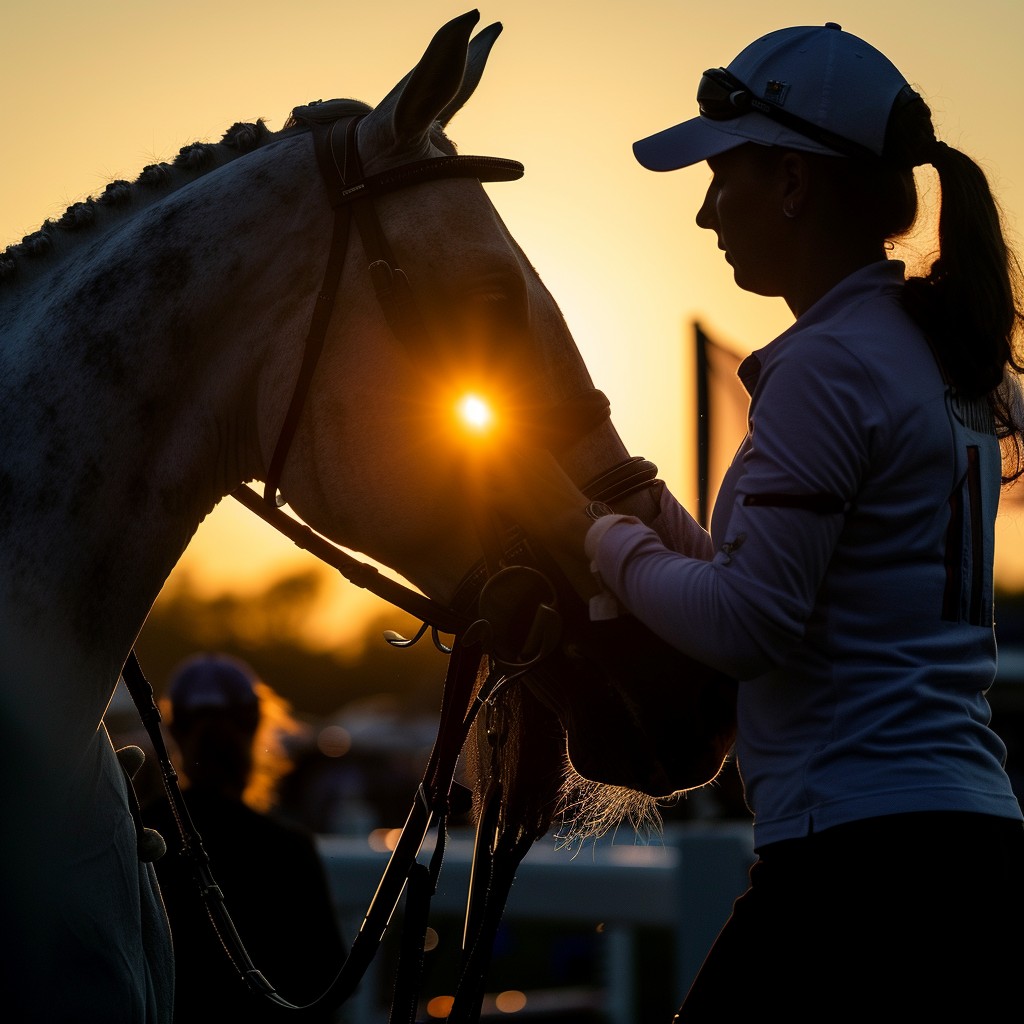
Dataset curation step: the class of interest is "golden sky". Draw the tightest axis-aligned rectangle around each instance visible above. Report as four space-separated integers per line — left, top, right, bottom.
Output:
4 0 1024 642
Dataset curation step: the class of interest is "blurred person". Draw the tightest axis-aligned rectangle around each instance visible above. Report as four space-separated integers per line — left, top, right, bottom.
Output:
494 22 1024 1022
144 653 345 1022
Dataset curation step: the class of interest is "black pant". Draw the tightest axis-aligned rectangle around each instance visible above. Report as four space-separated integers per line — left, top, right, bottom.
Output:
674 812 1024 1022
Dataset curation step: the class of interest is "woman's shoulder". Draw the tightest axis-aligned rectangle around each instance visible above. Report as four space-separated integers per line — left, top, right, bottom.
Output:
764 278 942 402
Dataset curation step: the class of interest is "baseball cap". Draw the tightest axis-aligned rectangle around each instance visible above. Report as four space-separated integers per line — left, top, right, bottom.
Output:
633 23 910 170
168 653 259 714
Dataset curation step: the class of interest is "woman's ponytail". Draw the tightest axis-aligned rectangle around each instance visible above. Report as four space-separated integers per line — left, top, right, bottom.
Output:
892 90 1024 481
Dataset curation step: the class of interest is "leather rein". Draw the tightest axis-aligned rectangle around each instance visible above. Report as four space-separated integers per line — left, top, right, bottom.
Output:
122 111 659 1019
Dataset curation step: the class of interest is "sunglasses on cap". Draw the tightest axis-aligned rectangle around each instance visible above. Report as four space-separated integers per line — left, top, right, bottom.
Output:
697 67 876 160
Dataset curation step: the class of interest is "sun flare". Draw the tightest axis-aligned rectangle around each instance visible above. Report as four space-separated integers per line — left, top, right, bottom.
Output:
455 392 495 434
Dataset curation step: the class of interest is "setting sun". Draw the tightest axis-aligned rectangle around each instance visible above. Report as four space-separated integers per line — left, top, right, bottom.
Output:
455 392 496 435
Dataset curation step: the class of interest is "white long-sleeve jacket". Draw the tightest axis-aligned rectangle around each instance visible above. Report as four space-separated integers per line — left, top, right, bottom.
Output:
588 261 1022 848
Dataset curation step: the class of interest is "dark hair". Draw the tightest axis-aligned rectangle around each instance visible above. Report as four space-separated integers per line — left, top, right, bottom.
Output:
882 89 1024 481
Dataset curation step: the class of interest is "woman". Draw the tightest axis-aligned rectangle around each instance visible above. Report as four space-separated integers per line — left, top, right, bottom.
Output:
143 655 345 1022
501 23 1024 1020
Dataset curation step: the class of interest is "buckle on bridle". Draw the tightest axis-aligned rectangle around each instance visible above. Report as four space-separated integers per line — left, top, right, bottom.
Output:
463 566 561 669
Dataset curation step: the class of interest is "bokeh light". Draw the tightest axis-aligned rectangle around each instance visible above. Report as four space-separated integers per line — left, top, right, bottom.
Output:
367 827 403 853
316 724 351 758
426 994 455 1018
495 990 528 1013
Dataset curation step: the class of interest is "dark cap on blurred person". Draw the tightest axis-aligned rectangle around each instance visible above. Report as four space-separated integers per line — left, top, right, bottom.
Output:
169 653 260 729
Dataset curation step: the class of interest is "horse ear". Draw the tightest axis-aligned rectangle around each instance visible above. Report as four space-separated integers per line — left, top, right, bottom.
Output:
370 10 503 151
437 21 503 128
390 10 479 142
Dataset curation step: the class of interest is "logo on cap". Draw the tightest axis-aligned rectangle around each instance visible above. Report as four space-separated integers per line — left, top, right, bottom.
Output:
763 80 789 106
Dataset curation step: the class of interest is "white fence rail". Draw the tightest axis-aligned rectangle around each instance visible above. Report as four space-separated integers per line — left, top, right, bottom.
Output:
318 822 754 1023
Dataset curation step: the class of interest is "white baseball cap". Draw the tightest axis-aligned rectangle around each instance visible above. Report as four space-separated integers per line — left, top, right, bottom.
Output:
633 23 911 170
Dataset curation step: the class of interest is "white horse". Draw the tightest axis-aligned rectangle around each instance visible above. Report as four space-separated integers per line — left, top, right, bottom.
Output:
0 11 730 1021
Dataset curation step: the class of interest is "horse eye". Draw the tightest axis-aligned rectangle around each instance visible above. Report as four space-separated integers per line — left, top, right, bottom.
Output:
487 297 523 332
470 288 528 334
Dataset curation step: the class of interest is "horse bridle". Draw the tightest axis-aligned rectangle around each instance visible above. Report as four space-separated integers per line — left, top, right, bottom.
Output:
243 109 654 636
123 110 660 1020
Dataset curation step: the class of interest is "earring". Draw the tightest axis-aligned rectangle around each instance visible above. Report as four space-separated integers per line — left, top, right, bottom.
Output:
783 203 797 219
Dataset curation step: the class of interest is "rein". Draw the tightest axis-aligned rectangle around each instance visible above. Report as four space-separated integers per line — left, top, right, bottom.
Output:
124 111 660 1020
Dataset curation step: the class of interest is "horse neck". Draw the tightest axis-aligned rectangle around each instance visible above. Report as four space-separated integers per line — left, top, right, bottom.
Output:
0 131 327 708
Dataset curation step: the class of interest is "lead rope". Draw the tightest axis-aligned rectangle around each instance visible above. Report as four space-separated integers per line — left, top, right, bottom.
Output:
122 564 555 1016
121 653 281 1001
122 633 492 1015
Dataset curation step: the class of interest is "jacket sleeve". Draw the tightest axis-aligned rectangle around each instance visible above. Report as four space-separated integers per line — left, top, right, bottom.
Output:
589 337 884 678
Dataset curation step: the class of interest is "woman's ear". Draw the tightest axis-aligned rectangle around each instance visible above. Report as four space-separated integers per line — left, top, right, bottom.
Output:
779 150 811 219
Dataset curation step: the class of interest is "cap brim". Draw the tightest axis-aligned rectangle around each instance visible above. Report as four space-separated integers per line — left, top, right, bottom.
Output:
633 116 748 170
633 112 845 171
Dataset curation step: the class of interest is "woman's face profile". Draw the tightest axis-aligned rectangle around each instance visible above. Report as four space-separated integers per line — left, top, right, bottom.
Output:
696 144 790 299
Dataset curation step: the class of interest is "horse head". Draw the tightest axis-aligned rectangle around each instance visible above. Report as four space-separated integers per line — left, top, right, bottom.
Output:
266 14 581 598
257 11 736 843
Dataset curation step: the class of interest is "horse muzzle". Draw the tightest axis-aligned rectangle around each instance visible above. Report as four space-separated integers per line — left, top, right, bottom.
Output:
456 528 737 800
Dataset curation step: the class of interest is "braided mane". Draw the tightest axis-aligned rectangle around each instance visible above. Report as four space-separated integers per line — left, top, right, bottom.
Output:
0 99 372 287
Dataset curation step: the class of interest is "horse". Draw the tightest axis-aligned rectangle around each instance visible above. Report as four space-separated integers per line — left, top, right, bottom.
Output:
0 11 734 1022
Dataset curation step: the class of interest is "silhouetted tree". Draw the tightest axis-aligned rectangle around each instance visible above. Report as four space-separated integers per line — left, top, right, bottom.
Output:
134 571 452 718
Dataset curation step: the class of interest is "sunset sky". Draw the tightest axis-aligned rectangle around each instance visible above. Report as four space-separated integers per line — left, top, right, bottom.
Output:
5 0 1024 645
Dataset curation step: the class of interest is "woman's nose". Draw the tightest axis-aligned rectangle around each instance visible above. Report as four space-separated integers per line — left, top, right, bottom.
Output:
695 186 715 230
